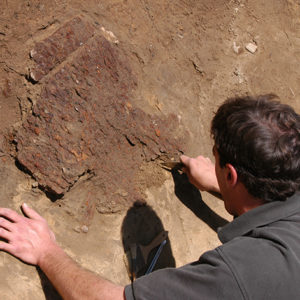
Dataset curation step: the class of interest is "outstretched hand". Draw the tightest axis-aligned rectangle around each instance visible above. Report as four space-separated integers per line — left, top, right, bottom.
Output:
180 154 220 194
0 204 125 300
0 203 58 266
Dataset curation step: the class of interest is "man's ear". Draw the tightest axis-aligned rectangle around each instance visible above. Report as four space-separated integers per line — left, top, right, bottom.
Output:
225 163 238 187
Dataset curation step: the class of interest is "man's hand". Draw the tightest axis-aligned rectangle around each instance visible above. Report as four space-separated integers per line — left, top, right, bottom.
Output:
0 203 125 300
180 155 220 194
0 203 58 265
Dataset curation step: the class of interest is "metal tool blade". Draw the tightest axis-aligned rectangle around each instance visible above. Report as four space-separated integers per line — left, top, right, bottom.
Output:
160 161 183 170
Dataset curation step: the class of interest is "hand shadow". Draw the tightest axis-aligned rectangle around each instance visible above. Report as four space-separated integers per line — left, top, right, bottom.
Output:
171 170 229 232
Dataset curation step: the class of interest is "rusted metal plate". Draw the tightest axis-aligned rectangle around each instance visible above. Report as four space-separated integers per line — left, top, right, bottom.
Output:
29 16 95 81
16 18 185 210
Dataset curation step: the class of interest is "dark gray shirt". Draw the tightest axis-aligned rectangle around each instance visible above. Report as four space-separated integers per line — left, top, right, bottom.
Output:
125 192 300 299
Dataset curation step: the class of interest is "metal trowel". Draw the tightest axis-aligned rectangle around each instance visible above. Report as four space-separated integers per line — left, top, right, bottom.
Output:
160 161 184 171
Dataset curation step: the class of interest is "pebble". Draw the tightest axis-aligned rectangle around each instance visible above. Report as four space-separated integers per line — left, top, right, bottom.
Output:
29 71 38 82
233 42 241 54
30 49 37 58
101 26 119 44
86 79 93 86
73 226 81 233
81 225 89 233
32 181 38 188
245 43 257 54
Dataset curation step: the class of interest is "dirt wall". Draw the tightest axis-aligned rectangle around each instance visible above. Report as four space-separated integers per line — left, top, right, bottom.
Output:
0 1 300 299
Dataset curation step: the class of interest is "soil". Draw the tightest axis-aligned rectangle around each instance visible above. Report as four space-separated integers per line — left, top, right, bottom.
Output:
0 1 300 299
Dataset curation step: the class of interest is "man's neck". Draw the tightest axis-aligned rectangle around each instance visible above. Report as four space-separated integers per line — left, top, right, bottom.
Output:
234 184 265 216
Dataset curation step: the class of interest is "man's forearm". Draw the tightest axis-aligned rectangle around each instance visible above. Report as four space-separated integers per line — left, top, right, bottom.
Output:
39 243 125 300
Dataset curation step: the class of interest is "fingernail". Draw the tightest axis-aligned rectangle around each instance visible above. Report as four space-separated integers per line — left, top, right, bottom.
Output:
23 203 28 207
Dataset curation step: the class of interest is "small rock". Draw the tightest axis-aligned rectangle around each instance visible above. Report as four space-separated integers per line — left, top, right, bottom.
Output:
233 68 244 83
73 226 81 233
86 79 93 86
29 71 39 82
116 189 128 197
81 225 89 233
32 181 38 188
120 191 128 197
245 43 257 54
29 49 37 59
233 42 241 54
101 26 119 44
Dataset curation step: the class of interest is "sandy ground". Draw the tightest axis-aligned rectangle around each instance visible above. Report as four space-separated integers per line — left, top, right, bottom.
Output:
0 0 300 298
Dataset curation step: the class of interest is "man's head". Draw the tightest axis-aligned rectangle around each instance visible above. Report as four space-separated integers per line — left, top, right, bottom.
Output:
211 94 300 202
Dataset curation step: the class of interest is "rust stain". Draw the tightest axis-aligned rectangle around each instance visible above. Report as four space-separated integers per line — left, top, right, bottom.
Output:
155 129 160 137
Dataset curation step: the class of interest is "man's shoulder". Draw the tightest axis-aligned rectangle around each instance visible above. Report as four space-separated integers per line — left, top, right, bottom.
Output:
218 212 300 271
217 220 300 299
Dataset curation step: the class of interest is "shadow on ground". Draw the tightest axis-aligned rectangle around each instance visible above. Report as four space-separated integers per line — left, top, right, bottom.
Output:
171 170 229 232
37 267 62 300
121 202 175 279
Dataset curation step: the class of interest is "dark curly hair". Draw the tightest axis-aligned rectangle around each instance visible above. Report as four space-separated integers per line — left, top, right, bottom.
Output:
211 94 300 202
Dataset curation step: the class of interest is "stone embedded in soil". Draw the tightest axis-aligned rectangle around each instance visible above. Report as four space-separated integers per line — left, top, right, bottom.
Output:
233 41 241 54
16 17 186 211
245 42 257 54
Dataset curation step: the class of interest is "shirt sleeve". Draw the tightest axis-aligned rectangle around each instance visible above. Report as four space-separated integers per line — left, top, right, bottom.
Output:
125 248 243 300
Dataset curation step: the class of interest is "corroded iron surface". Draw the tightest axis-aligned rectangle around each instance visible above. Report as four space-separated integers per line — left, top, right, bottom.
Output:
30 17 95 81
16 17 185 210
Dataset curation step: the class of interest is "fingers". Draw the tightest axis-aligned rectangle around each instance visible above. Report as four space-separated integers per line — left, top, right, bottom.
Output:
0 217 14 232
0 204 43 223
181 155 211 166
0 208 23 223
180 155 190 173
180 155 191 173
0 227 11 241
182 166 187 173
180 155 190 166
21 203 44 221
196 155 211 162
0 241 15 253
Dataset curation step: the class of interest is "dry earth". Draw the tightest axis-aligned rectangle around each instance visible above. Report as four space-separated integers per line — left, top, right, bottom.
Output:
0 0 300 299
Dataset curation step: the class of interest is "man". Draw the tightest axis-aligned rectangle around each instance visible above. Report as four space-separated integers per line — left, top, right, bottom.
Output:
0 94 299 299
